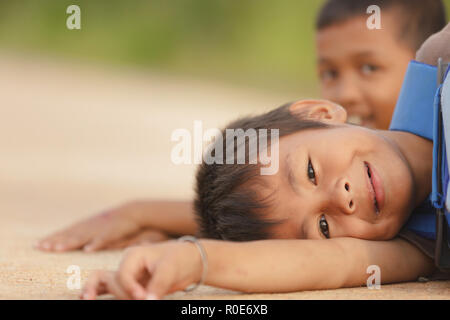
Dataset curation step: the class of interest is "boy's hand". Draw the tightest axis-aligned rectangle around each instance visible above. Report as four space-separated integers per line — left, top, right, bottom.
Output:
416 22 450 65
80 242 202 300
35 202 169 252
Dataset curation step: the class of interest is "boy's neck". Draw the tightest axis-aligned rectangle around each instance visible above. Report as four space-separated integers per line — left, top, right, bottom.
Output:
377 129 433 208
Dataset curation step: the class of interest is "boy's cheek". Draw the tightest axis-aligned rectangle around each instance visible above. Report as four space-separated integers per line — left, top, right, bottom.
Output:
320 82 389 129
371 85 404 128
358 74 404 129
368 97 395 129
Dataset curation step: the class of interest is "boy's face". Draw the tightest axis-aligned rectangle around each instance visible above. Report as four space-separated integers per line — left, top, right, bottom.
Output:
316 13 414 129
261 110 415 241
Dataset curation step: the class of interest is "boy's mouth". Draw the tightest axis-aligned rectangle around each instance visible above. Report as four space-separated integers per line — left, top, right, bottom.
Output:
347 115 376 128
364 161 385 215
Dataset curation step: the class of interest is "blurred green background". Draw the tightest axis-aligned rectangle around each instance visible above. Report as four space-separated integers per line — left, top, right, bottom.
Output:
0 0 449 95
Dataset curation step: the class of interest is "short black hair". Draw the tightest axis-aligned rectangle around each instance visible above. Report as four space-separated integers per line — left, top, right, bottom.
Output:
194 103 329 241
316 0 447 51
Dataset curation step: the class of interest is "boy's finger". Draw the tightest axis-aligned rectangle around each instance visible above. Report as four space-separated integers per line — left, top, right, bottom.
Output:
52 235 90 252
81 271 109 300
116 264 149 300
34 232 66 250
145 261 175 300
104 273 134 300
83 235 113 252
36 226 92 251
117 272 146 300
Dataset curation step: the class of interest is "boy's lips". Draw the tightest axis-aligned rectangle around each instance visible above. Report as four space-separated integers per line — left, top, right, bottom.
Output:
364 161 385 215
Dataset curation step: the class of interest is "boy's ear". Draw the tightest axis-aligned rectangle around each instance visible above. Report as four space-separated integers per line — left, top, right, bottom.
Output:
288 99 347 124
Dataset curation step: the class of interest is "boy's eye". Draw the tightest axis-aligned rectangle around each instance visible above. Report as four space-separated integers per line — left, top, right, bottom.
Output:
319 215 330 239
307 159 317 185
320 69 338 82
361 64 378 75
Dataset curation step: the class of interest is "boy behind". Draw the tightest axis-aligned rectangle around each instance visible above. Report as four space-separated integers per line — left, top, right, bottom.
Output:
316 0 446 129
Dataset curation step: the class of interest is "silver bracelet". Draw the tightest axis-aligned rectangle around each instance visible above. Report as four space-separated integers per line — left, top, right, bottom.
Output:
177 235 208 292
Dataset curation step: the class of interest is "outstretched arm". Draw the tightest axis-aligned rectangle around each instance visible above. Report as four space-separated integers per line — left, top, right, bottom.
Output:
35 200 197 252
133 200 198 236
81 237 435 299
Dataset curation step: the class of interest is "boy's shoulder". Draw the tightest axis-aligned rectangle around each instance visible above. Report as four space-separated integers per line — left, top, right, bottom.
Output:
389 61 437 141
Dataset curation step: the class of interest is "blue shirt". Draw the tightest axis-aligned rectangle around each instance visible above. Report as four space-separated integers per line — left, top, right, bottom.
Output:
389 61 450 241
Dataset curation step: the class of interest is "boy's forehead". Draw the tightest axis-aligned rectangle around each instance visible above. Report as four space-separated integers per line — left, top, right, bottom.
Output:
278 125 380 156
316 13 407 58
280 124 345 143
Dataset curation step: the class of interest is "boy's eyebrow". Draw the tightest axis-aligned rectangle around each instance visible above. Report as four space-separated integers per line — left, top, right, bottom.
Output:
317 57 331 65
318 50 377 64
352 51 376 59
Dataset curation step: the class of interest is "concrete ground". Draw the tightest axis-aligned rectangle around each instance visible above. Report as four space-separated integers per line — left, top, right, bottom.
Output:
0 52 449 299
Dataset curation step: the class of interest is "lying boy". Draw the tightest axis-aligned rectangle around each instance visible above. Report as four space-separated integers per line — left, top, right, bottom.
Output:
36 23 450 299
35 0 448 253
316 0 446 129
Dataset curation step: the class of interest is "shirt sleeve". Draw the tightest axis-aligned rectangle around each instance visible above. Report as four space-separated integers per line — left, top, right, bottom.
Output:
389 60 438 141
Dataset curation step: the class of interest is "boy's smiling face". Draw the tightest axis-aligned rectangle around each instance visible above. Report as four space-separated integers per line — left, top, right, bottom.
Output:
316 12 414 129
260 100 416 241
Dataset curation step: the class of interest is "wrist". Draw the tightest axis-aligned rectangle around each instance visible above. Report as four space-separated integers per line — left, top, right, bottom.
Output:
188 242 203 284
177 237 208 290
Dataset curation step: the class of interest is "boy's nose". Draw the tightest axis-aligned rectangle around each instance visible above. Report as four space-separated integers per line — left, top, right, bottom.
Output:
331 178 355 215
332 76 360 104
332 77 370 117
